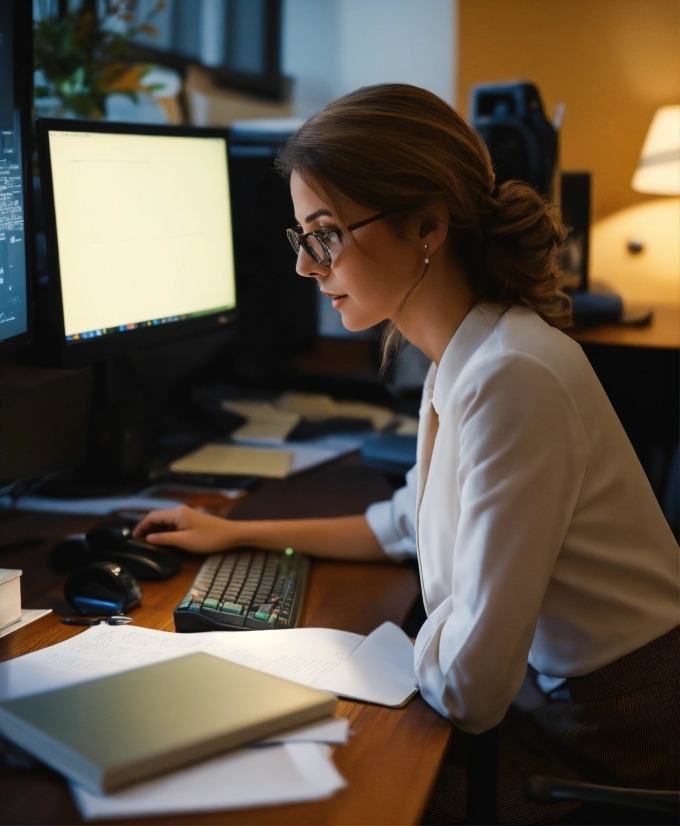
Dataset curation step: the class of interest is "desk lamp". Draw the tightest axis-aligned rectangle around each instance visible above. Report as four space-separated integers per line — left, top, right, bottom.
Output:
589 106 680 309
631 105 680 197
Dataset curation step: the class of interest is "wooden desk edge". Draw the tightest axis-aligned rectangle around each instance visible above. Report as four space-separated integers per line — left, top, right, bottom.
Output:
569 304 680 349
0 553 451 826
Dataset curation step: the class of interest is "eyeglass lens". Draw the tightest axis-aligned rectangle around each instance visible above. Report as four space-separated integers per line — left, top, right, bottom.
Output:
303 234 331 267
287 230 331 268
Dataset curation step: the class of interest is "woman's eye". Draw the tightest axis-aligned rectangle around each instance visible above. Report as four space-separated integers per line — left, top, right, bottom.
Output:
322 230 342 244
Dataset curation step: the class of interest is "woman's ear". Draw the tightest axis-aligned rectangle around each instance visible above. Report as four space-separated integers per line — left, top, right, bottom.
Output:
417 202 450 257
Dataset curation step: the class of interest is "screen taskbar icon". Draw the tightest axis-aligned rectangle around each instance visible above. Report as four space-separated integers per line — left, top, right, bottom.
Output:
64 306 232 344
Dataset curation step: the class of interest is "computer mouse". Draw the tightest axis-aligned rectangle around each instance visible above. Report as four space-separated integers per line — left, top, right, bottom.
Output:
85 522 136 549
85 522 181 581
50 534 90 572
64 561 142 615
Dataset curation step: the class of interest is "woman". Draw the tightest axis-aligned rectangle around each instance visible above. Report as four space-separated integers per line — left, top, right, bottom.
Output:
135 85 679 821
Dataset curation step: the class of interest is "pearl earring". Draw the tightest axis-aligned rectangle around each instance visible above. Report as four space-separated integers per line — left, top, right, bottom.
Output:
424 244 429 265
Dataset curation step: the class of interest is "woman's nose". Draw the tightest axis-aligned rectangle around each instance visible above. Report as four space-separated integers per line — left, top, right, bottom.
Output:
296 247 325 278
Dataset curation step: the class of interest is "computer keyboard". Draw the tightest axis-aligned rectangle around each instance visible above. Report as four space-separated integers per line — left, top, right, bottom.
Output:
174 547 309 632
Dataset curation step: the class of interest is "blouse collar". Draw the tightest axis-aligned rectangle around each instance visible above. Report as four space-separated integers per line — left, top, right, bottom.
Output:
429 303 508 417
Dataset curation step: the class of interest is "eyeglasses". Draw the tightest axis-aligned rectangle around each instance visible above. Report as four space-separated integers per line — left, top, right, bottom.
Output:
286 209 401 270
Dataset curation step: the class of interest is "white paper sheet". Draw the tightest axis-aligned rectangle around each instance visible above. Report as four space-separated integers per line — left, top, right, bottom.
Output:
0 609 52 640
0 622 417 707
69 742 346 820
222 401 301 443
394 415 420 435
170 444 294 478
312 621 418 706
227 435 363 475
276 392 396 431
255 716 349 746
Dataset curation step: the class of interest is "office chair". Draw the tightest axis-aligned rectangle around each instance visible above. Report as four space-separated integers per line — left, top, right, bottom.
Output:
466 725 500 825
465 744 680 826
524 776 679 822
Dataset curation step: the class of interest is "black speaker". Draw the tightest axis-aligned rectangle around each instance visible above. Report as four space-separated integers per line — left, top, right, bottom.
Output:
560 171 591 293
469 81 558 197
228 124 317 382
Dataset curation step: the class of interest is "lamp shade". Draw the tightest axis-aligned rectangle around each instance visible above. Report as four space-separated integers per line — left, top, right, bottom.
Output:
631 105 680 195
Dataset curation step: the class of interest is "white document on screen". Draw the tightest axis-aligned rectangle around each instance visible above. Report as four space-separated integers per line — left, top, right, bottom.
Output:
0 622 417 707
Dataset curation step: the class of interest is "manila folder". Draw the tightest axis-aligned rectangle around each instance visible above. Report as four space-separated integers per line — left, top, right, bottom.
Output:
0 652 337 794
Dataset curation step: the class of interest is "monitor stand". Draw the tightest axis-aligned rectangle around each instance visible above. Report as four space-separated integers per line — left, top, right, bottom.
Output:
84 357 153 486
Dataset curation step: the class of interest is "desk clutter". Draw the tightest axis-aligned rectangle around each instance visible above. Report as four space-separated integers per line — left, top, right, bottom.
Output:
0 652 338 794
0 568 52 640
169 389 419 481
0 621 416 819
0 568 21 631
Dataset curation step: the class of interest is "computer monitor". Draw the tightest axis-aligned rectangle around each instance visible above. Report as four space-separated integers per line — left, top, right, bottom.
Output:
0 0 33 359
35 120 237 368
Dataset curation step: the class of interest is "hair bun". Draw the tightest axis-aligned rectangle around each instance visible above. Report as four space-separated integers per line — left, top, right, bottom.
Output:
468 179 572 328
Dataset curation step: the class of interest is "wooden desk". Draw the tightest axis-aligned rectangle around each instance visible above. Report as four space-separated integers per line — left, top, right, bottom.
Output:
569 304 679 350
0 455 451 826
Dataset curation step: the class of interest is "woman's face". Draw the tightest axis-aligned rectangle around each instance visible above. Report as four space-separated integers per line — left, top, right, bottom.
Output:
290 171 423 332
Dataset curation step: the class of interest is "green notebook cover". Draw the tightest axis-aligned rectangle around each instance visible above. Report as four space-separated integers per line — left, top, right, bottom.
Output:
0 652 337 794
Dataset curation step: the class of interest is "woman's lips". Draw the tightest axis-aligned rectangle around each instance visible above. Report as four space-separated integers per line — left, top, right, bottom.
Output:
322 291 347 309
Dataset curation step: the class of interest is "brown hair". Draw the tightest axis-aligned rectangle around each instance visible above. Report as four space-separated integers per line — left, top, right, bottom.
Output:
276 83 572 358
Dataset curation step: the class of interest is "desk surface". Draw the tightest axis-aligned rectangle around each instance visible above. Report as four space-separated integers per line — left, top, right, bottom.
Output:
0 455 451 826
569 304 679 349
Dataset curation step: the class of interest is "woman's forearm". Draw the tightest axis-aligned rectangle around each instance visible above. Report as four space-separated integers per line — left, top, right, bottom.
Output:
229 514 387 561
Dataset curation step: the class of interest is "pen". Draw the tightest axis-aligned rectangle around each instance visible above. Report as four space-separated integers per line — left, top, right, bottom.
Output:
61 616 134 626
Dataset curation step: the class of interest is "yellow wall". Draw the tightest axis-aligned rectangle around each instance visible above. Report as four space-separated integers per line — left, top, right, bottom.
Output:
457 0 680 221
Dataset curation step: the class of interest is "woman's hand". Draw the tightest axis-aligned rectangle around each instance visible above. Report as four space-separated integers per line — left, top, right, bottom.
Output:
133 506 236 554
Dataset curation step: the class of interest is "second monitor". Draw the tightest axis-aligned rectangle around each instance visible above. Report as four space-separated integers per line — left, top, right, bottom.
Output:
36 120 237 368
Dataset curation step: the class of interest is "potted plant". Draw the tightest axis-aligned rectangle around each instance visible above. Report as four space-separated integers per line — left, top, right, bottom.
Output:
33 0 165 119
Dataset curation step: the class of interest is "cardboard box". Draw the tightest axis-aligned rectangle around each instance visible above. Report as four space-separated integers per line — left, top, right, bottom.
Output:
184 66 292 127
0 569 21 631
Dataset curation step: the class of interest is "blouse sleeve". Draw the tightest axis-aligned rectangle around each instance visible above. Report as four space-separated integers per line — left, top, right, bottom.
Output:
413 351 589 733
365 464 419 562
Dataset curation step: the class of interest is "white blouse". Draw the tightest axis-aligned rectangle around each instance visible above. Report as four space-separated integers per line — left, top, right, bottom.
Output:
366 304 679 734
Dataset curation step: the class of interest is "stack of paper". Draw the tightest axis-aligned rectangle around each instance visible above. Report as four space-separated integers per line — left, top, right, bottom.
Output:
0 622 416 820
170 443 294 479
221 401 301 443
70 742 346 820
168 434 365 479
0 622 417 707
277 392 396 431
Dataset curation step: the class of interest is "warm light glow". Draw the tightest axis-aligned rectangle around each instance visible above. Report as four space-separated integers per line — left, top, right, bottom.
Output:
591 198 680 308
631 105 680 195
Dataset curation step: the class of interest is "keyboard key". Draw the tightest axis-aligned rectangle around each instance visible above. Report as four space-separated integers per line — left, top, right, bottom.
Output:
220 602 243 614
202 606 246 627
254 604 274 621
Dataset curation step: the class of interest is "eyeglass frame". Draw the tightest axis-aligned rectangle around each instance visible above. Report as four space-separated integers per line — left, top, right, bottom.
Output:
286 208 405 270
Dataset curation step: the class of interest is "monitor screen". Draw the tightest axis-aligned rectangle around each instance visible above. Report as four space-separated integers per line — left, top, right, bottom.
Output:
0 0 31 356
37 122 236 365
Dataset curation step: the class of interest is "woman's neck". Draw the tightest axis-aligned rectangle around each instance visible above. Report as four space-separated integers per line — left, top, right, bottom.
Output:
397 256 475 365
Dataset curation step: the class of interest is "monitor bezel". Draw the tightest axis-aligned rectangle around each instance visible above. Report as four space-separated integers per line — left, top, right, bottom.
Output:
35 118 238 368
0 0 34 360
